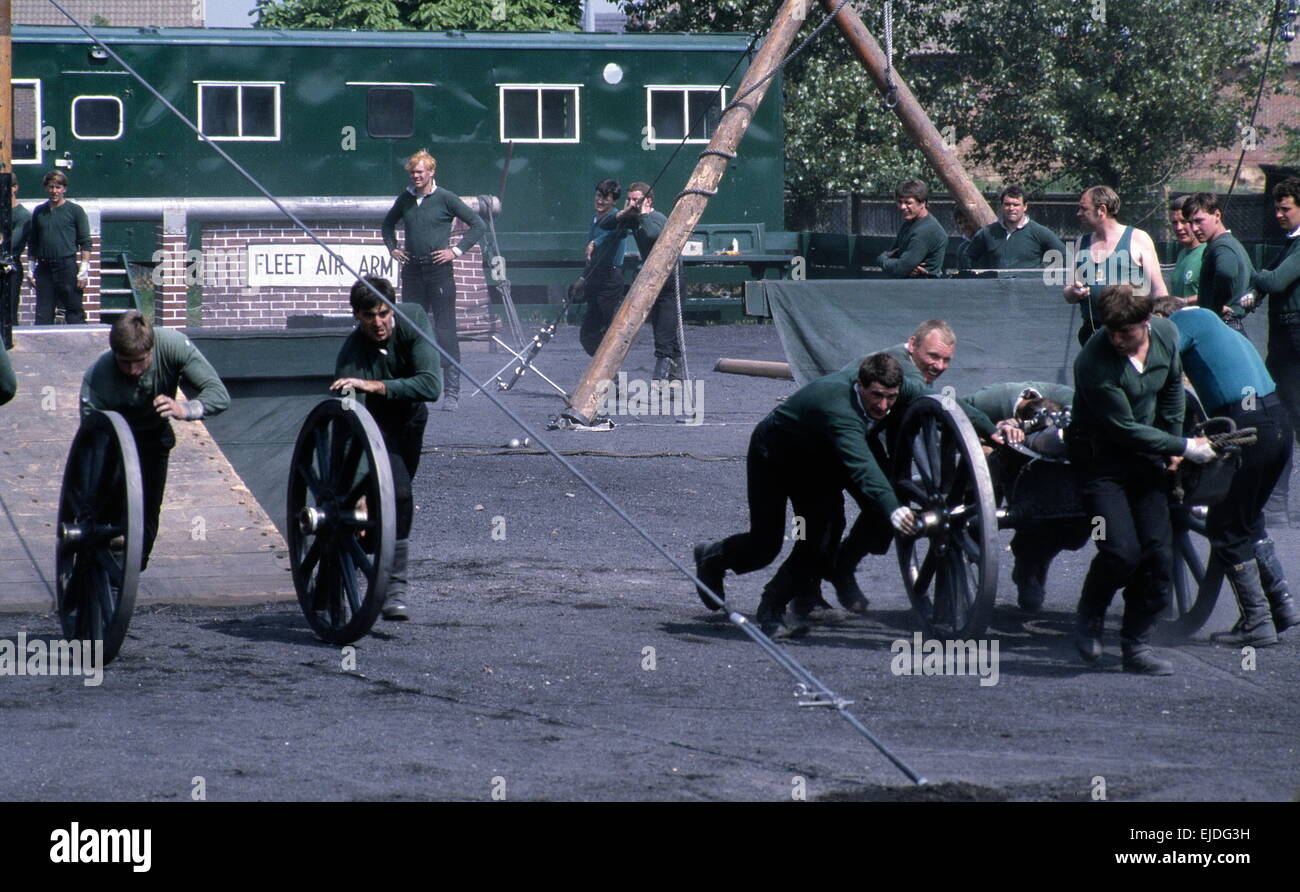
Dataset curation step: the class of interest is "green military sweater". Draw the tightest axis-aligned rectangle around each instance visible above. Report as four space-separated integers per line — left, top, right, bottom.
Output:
961 381 1074 425
964 219 1066 270
1197 232 1253 320
0 346 15 406
30 200 91 260
1169 243 1205 299
1251 235 1300 317
5 203 32 260
770 365 907 516
335 303 441 406
382 187 485 259
1071 315 1185 455
878 214 948 277
80 328 230 437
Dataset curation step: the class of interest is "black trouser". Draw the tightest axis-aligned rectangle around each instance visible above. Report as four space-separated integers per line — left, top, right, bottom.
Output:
1070 444 1172 639
1267 314 1300 449
713 418 849 601
133 428 174 572
0 267 18 348
1010 519 1091 577
579 264 624 357
647 267 684 360
35 257 85 325
371 401 428 540
1205 393 1292 566
401 260 459 389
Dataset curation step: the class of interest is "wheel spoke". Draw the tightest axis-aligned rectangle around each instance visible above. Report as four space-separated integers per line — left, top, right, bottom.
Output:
896 478 928 505
913 546 937 595
337 438 364 495
945 458 971 507
924 418 942 491
95 548 124 588
300 537 322 577
339 550 363 615
946 548 972 630
953 527 981 563
313 426 331 484
94 562 118 628
297 460 326 500
344 536 375 579
329 420 351 489
342 474 370 510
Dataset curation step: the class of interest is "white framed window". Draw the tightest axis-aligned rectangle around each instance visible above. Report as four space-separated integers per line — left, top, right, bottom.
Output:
72 95 124 140
11 79 42 164
497 84 580 143
196 82 282 141
645 86 726 145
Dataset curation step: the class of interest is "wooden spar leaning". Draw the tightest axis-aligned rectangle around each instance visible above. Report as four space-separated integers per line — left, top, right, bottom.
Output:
1 0 11 172
561 0 808 426
823 0 995 228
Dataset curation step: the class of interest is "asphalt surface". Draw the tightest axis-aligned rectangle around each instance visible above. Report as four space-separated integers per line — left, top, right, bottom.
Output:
3 320 1298 802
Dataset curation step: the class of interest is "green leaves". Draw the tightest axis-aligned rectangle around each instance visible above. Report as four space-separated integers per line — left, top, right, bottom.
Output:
254 0 584 32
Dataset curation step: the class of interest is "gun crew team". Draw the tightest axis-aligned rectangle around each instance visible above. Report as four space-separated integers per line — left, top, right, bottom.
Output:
696 178 1300 675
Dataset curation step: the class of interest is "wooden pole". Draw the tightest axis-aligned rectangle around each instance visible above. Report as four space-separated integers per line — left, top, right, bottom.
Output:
714 358 793 379
561 0 808 426
0 0 11 173
823 0 995 228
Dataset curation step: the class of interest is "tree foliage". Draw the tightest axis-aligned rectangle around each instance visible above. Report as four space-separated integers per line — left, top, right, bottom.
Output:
943 0 1281 198
253 0 583 32
622 0 1285 209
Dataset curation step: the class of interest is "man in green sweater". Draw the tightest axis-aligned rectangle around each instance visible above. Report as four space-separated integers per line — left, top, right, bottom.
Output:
382 150 484 409
1167 195 1204 301
1068 284 1214 675
0 340 15 406
692 352 920 638
1183 192 1252 334
962 186 1066 270
80 311 230 569
331 277 441 620
877 179 948 278
30 170 91 325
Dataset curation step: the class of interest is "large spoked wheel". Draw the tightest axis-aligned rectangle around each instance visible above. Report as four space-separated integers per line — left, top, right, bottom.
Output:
56 410 143 665
287 398 396 644
892 395 999 639
1167 506 1227 636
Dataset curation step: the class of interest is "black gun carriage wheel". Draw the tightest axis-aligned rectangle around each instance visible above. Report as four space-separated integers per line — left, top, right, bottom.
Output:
287 398 396 644
55 410 143 665
892 395 999 639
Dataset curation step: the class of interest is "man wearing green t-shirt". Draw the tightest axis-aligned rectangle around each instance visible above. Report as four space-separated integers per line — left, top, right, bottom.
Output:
1167 195 1204 302
877 179 948 278
80 311 231 569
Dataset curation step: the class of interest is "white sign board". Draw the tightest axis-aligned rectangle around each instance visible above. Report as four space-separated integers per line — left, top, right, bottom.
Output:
247 244 399 287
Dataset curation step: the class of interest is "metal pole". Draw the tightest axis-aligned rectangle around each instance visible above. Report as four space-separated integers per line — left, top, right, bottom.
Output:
562 0 808 425
823 0 996 228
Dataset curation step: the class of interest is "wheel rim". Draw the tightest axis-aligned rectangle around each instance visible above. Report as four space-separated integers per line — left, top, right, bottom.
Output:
1166 506 1226 635
55 411 143 665
287 398 395 644
893 396 998 639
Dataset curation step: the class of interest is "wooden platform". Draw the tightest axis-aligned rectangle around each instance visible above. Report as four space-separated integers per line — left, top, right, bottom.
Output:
0 328 295 612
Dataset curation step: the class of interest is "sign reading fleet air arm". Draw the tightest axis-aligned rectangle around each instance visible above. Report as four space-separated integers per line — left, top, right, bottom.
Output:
246 245 399 287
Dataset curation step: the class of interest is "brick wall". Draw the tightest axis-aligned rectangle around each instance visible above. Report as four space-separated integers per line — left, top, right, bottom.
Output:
196 221 497 334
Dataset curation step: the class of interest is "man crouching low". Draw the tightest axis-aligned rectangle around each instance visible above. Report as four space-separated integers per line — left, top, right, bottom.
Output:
692 352 919 638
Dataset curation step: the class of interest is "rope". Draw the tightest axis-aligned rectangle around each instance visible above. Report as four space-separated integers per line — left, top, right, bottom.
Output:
882 1 898 109
1223 0 1284 211
43 0 926 785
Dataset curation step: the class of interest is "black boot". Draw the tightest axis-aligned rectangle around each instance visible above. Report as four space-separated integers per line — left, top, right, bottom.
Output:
1255 537 1299 633
443 366 460 411
653 355 683 381
692 542 727 611
790 580 847 624
1120 638 1174 675
1212 560 1279 646
755 579 809 639
1074 612 1104 663
1012 559 1046 613
382 538 411 621
824 556 869 614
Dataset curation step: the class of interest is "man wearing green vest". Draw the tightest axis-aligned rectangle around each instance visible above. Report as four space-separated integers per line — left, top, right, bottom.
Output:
877 179 948 278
